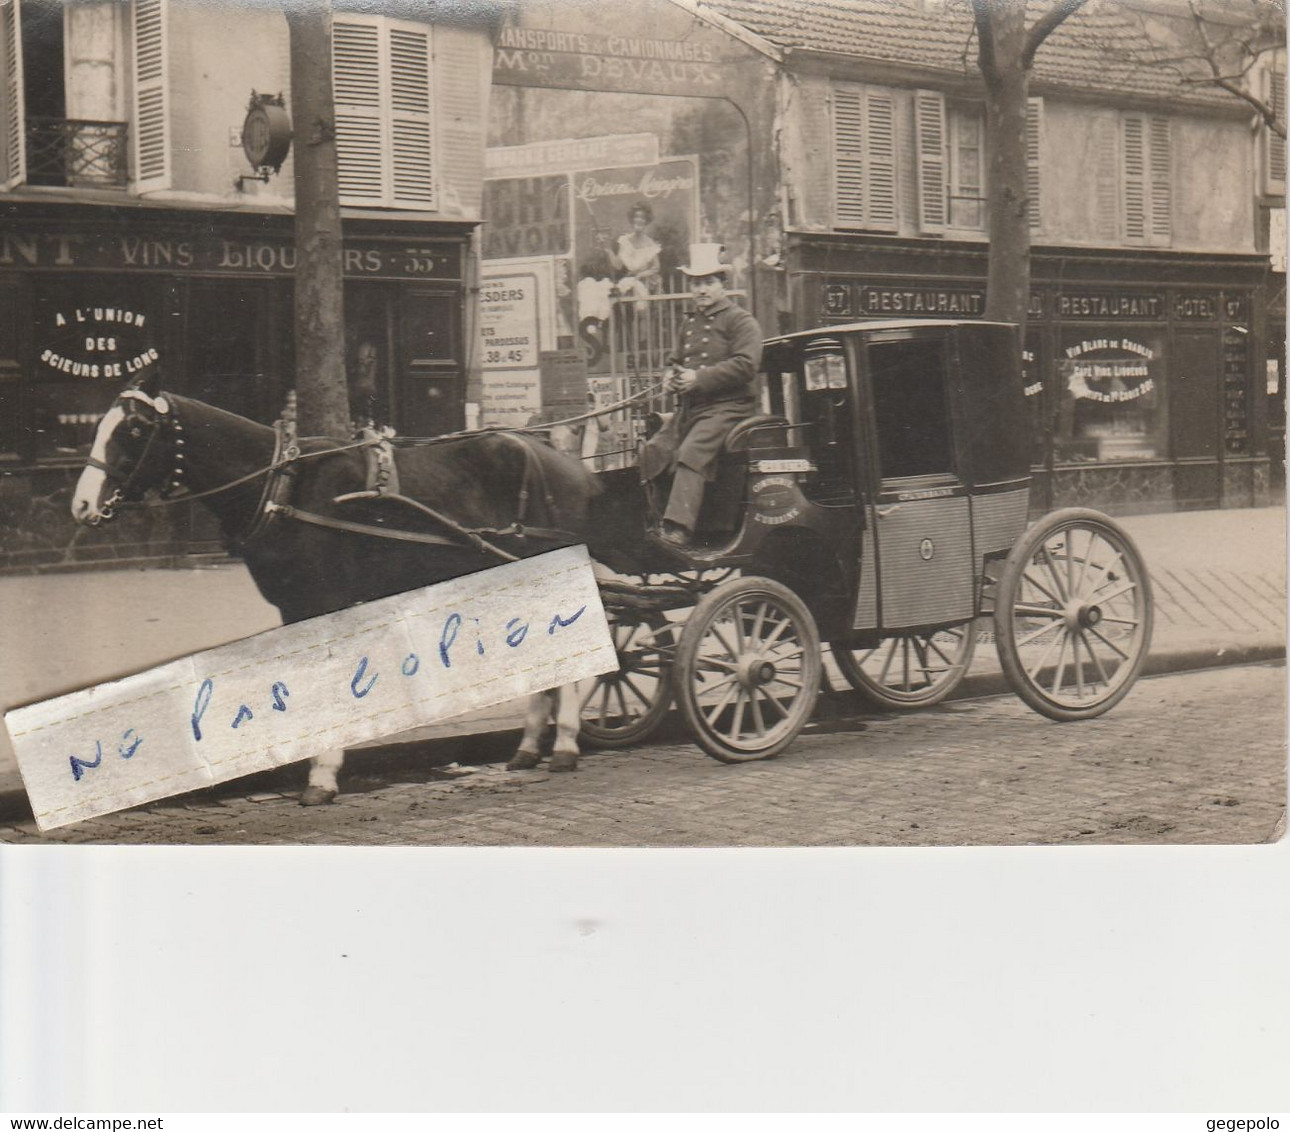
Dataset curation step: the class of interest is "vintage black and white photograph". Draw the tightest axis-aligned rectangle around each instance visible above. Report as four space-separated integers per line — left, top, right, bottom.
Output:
0 0 1284 848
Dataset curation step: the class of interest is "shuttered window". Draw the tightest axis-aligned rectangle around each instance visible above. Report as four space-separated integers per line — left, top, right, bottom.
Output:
132 0 169 192
333 15 435 210
915 90 947 232
831 82 897 233
1123 112 1172 246
1264 60 1286 197
1025 97 1043 230
0 0 24 189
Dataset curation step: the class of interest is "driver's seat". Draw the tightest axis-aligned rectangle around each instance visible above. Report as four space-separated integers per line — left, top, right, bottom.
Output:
697 414 790 534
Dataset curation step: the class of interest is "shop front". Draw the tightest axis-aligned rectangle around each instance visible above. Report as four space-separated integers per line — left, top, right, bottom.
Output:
0 202 472 571
791 236 1271 515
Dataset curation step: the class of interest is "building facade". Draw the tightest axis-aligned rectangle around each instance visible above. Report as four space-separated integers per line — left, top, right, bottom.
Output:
484 0 1280 514
0 0 493 568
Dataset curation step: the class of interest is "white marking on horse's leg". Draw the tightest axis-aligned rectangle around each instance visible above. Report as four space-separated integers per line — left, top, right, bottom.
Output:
548 681 584 772
301 748 343 805
507 690 553 770
71 406 125 523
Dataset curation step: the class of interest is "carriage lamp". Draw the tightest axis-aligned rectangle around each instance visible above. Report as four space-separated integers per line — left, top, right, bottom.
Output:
236 92 292 191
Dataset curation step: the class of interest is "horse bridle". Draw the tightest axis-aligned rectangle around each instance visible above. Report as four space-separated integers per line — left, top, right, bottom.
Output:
84 389 187 520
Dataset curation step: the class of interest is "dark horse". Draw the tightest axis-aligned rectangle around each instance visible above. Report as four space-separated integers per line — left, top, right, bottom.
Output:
71 383 605 804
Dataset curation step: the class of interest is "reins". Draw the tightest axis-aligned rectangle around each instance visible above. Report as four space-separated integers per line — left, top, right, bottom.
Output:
91 381 665 562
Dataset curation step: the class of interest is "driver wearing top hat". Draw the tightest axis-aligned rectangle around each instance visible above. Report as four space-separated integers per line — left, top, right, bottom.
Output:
640 243 764 549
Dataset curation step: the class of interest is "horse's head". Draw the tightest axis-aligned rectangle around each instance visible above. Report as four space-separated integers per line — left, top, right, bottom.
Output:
71 388 184 525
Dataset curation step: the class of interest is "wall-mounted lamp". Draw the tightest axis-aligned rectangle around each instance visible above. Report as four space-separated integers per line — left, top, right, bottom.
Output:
236 91 292 191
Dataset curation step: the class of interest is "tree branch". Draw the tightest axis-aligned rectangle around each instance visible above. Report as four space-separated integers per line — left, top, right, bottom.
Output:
971 0 998 80
1022 0 1091 68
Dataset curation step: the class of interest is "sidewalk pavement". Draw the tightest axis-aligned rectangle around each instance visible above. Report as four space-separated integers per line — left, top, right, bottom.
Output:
1 506 1284 806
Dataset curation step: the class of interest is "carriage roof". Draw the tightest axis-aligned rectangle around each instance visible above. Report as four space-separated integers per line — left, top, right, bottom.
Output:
763 319 1018 349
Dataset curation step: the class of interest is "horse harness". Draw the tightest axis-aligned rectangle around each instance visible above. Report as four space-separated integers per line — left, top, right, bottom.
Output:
104 391 582 563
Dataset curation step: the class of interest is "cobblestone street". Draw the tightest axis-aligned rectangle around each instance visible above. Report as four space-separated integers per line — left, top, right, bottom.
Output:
5 662 1282 846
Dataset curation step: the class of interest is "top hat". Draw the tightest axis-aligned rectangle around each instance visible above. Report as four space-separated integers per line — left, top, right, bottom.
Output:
679 243 733 277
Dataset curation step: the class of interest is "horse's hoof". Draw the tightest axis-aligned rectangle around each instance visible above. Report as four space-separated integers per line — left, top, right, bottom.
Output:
300 785 337 806
506 750 542 771
548 752 579 773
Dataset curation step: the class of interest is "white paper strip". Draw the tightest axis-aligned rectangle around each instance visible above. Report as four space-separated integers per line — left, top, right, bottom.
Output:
5 546 616 831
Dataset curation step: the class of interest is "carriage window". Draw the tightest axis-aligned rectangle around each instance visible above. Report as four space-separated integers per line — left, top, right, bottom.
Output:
867 338 954 479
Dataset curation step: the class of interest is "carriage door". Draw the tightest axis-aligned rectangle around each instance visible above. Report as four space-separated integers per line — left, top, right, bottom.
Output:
864 333 975 630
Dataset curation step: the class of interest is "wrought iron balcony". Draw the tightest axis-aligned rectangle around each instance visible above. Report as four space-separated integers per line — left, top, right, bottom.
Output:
25 117 129 188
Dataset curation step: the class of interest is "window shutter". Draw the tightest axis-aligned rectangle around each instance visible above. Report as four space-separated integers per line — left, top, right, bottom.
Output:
915 89 947 233
388 22 434 209
865 90 897 231
132 0 170 192
1123 114 1146 243
833 84 865 227
1026 97 1043 230
1148 115 1172 244
1265 63 1286 196
0 0 25 190
1092 115 1119 243
333 18 385 206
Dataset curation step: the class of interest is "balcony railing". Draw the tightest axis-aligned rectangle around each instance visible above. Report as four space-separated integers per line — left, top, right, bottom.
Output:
25 117 129 188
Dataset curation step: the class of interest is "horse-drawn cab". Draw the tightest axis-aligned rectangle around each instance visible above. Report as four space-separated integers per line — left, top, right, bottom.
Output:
582 318 1153 762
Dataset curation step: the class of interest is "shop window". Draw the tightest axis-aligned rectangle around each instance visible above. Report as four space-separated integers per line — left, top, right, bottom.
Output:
333 14 435 210
26 279 162 461
1055 333 1163 463
0 0 157 191
867 337 954 479
185 283 277 423
832 82 897 233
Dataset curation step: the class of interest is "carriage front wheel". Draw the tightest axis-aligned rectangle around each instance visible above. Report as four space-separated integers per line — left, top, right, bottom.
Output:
832 622 977 709
674 576 822 763
994 508 1153 722
579 614 674 748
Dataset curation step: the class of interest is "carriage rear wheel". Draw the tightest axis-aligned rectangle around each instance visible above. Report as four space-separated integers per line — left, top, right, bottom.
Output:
832 621 977 709
674 576 822 763
578 614 674 748
994 508 1153 721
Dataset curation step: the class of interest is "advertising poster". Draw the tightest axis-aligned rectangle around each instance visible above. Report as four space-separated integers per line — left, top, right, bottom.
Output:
478 262 554 428
569 156 699 371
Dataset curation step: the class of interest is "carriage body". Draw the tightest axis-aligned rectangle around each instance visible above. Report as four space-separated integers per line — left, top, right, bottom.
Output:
584 318 1153 760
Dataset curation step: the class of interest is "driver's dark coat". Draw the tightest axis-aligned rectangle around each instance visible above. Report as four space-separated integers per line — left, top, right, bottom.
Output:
640 297 763 483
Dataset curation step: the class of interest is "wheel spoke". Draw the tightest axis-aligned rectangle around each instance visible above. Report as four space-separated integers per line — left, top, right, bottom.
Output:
1049 631 1070 695
1077 630 1112 688
1013 602 1063 619
876 638 897 686
621 674 654 710
756 686 790 720
761 614 794 649
703 680 741 726
710 621 742 664
748 691 767 736
1026 621 1065 681
1019 566 1062 605
1092 579 1138 604
750 600 768 646
697 654 739 673
1087 623 1131 661
1016 617 1064 649
614 681 630 723
596 682 612 726
1039 546 1069 603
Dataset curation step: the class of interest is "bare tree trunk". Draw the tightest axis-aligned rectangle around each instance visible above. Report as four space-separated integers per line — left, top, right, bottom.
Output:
286 0 350 437
976 0 1032 330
